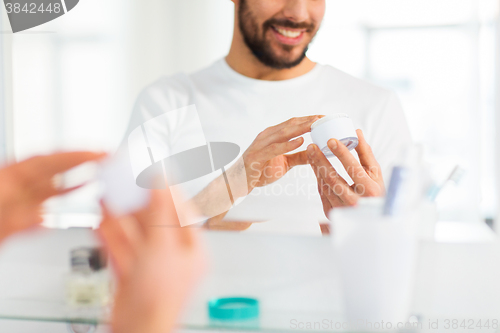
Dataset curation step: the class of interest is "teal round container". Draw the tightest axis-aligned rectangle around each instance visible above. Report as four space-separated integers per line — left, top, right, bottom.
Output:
208 297 259 321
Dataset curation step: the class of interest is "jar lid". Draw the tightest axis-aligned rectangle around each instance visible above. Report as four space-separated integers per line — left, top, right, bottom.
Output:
70 247 107 272
311 113 349 130
208 297 259 321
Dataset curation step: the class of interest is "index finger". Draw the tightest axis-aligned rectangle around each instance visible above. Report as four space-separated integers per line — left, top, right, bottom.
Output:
266 115 323 136
257 116 323 148
133 188 197 248
6 152 106 202
20 151 107 179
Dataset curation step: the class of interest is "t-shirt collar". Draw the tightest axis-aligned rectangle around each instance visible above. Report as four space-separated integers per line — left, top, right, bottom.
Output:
217 58 321 89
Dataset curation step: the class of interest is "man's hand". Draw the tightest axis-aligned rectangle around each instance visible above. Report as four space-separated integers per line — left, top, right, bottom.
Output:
203 115 321 230
98 189 206 333
243 116 322 192
0 152 105 242
307 129 385 216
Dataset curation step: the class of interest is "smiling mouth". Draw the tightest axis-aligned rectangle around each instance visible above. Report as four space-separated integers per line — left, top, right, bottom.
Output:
272 26 305 39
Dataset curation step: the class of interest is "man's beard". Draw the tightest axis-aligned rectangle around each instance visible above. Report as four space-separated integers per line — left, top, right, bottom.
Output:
238 0 316 70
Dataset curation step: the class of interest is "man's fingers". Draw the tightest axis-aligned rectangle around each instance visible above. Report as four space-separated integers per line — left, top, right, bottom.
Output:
0 203 45 241
320 191 333 214
318 182 341 211
26 152 107 178
258 137 304 162
285 151 309 169
137 189 179 227
315 166 356 206
265 117 322 145
310 163 345 209
48 183 85 198
98 203 138 281
151 189 199 248
355 130 382 177
134 189 193 247
10 152 107 202
266 116 323 136
253 116 322 149
307 144 358 206
326 138 371 186
307 144 342 182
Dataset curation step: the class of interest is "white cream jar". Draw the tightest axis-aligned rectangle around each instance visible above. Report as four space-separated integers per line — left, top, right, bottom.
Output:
310 114 358 158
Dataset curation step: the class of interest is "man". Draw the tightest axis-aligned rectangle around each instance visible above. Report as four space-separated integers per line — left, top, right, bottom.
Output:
124 0 411 234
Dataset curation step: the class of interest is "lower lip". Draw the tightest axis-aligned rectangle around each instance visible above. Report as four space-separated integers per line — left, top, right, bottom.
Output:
271 27 305 46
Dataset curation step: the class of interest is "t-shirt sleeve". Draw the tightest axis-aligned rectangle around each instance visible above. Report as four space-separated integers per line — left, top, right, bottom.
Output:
111 77 190 192
363 91 413 186
125 76 189 151
117 76 218 201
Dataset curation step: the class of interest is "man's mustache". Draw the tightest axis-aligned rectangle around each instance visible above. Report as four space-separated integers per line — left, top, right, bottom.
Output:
263 19 315 32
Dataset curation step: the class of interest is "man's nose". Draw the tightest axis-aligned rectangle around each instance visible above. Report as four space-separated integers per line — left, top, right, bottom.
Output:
282 0 309 23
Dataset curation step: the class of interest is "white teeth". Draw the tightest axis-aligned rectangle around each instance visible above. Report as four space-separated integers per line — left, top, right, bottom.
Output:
275 27 302 38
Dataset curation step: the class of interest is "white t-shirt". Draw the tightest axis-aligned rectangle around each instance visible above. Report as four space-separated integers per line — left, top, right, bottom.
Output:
123 59 412 235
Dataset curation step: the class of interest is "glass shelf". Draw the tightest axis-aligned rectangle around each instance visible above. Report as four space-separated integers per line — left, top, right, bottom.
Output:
0 298 365 332
1 225 497 332
0 299 108 325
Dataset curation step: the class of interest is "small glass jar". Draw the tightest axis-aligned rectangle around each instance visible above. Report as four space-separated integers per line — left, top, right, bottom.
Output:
66 247 112 307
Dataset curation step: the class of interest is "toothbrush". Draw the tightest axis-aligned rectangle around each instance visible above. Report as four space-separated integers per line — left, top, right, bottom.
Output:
427 165 466 202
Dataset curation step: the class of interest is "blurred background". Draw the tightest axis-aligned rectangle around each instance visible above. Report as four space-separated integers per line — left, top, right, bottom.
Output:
0 0 498 229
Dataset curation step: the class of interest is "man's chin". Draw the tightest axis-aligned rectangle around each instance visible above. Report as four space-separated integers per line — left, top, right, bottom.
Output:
269 46 308 64
268 55 307 68
248 40 309 69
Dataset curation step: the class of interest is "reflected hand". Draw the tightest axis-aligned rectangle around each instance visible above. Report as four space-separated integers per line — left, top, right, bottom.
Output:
243 116 322 192
98 189 206 333
307 129 385 216
0 152 105 242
